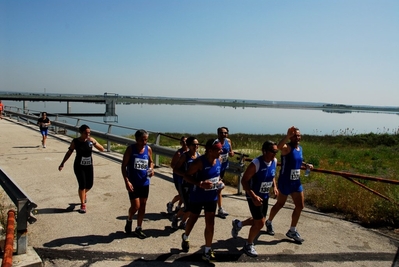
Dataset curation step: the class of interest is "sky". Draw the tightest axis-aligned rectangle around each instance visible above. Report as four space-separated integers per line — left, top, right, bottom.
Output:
1 0 398 106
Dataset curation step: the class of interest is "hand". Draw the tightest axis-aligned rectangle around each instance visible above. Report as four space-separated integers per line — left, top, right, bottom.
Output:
287 126 297 138
200 180 213 190
125 180 133 192
306 163 314 170
251 195 263 206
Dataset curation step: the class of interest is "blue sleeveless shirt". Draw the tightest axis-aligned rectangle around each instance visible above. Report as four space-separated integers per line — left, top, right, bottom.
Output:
246 156 277 200
190 155 221 203
219 139 231 172
279 143 303 187
127 144 150 187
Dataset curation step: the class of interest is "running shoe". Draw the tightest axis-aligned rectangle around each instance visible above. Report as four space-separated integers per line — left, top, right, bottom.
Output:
167 202 173 214
217 207 228 218
286 230 304 244
202 249 216 262
171 215 178 230
181 233 190 252
135 227 147 239
124 220 132 234
231 219 242 239
265 221 275 236
243 243 258 257
79 204 86 214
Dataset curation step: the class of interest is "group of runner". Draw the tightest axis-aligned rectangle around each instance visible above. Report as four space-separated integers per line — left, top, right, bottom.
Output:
119 125 313 262
46 115 312 263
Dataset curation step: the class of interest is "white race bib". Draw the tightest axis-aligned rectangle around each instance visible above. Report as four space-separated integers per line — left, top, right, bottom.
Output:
80 156 92 166
134 158 148 170
204 176 220 191
290 169 300 180
220 153 228 163
259 181 273 193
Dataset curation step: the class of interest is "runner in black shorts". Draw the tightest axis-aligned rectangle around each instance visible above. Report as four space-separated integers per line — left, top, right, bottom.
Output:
58 124 104 213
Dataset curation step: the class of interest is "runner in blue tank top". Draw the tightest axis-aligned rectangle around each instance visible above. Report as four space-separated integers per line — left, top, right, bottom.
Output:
181 139 223 263
171 136 200 229
265 126 313 244
166 136 188 214
121 129 154 239
231 141 278 257
216 126 234 218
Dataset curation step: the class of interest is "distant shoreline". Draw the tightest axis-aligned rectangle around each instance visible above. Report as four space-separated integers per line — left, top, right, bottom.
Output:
118 96 399 114
1 91 398 114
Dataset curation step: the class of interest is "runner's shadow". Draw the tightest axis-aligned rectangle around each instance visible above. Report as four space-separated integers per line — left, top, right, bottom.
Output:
34 203 79 214
43 232 127 247
13 146 41 148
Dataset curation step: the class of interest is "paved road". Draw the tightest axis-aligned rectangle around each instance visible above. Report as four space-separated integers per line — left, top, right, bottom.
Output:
0 118 398 267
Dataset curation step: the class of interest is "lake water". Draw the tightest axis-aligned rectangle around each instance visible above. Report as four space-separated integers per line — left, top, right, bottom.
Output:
4 100 399 136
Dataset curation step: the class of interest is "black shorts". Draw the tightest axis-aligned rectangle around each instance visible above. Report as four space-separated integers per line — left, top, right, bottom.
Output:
189 200 217 215
128 185 150 200
247 197 269 220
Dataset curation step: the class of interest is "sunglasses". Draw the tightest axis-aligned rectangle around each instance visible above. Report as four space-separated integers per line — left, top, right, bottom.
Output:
268 150 278 154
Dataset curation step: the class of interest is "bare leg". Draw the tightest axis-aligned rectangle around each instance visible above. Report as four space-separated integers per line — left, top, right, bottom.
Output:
290 191 304 227
204 211 215 247
247 218 265 244
137 197 148 227
128 198 140 220
267 193 288 222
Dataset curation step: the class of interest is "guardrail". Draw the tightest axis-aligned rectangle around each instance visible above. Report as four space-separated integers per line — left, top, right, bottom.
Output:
3 107 248 194
0 169 37 255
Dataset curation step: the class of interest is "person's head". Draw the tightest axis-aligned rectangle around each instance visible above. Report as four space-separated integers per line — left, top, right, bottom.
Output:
79 124 91 137
290 127 301 144
217 127 229 140
261 140 278 160
205 138 222 158
41 112 47 118
135 129 149 146
186 136 199 151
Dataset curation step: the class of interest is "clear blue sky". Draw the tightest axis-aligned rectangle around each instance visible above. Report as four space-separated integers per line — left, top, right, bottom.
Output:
1 0 398 106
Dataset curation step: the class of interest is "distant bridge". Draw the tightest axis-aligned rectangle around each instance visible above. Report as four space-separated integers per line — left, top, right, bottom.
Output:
0 92 118 122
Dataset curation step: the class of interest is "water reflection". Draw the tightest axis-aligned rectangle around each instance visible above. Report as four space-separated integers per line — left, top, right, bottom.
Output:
4 100 399 136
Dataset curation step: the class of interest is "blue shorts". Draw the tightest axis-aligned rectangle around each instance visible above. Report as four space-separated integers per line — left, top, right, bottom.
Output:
40 128 49 136
278 179 303 196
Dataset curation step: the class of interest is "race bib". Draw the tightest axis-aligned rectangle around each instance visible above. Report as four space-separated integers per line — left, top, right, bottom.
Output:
220 153 228 163
259 181 273 194
134 158 148 170
290 169 300 180
204 177 220 191
80 156 92 166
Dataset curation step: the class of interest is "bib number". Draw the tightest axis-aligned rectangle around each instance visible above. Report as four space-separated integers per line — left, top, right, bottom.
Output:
134 158 148 170
259 181 273 194
220 154 228 163
80 156 92 166
204 177 220 191
290 169 300 180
